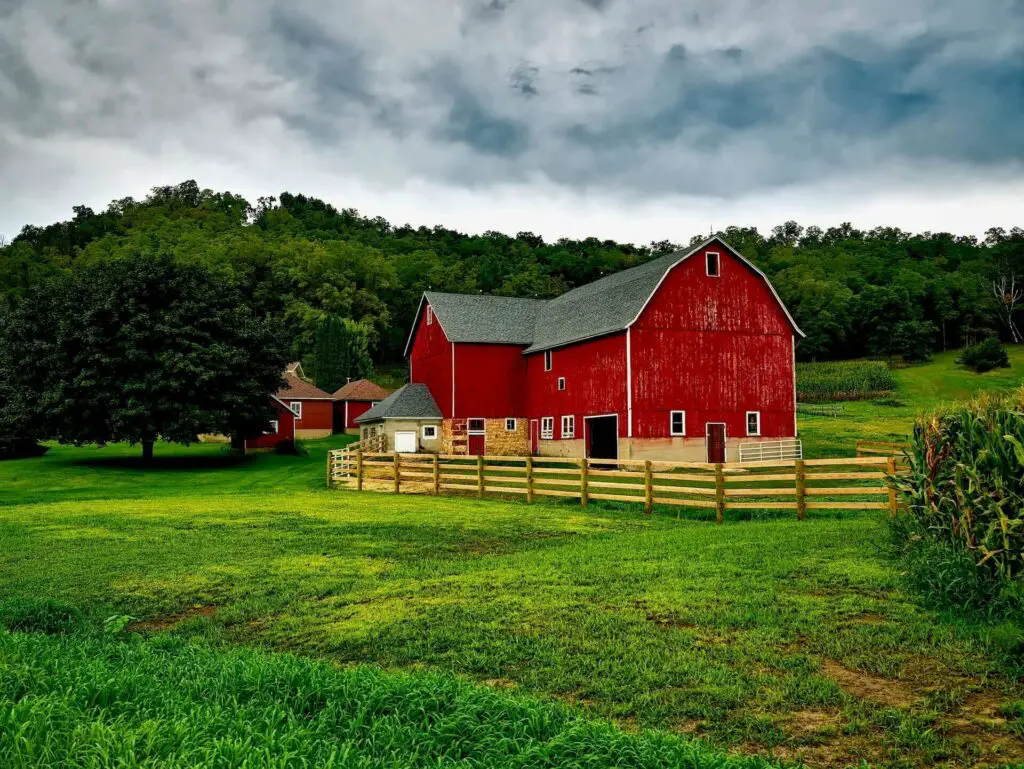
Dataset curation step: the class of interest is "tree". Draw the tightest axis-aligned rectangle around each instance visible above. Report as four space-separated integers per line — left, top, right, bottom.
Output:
312 315 373 393
0 255 288 459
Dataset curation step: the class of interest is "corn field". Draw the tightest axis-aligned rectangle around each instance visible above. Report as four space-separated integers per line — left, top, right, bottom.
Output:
796 360 897 402
892 390 1024 612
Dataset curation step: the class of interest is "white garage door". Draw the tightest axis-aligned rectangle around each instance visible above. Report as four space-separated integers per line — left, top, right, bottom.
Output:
395 431 417 453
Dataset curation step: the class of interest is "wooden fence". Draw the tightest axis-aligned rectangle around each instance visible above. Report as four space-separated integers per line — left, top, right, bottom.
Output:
856 440 909 457
328 451 901 521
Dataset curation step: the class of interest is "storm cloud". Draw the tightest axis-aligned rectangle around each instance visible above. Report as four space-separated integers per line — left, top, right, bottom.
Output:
1 0 1022 240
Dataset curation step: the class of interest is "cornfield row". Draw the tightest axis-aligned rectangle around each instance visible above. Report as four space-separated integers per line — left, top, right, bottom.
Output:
797 360 897 402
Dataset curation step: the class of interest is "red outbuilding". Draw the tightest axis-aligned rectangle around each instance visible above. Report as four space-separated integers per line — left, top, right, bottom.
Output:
242 396 296 452
332 379 392 434
276 372 335 439
387 237 803 462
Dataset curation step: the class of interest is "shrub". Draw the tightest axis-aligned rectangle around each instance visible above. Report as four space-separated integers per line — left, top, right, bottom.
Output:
957 338 1011 373
796 360 898 402
0 597 85 635
890 391 1024 616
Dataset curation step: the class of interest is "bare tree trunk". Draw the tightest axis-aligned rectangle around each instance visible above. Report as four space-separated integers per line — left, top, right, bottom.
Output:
992 275 1023 344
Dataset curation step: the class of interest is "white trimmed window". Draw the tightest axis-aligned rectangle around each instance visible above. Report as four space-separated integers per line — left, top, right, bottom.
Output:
422 424 438 440
505 418 517 432
289 401 302 419
557 377 566 391
468 418 485 433
706 251 720 277
670 410 686 436
746 411 761 436
561 415 575 439
541 417 554 440
544 350 553 372
426 306 433 325
269 420 279 435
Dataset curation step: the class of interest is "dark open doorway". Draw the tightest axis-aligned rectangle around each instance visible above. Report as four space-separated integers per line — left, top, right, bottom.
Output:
586 415 618 460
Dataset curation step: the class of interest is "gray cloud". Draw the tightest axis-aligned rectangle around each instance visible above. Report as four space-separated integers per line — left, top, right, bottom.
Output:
1 0 1023 237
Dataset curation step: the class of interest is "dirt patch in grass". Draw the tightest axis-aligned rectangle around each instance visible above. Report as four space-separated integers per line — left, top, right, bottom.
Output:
128 605 217 633
821 659 918 707
786 709 843 736
841 613 888 625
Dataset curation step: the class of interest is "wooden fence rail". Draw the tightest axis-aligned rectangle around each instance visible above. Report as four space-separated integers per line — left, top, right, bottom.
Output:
328 450 902 522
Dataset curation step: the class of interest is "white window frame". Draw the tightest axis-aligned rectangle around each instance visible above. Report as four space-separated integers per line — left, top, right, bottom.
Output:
467 418 485 433
670 410 686 436
505 418 517 432
426 306 433 325
746 411 761 437
543 350 553 372
557 377 566 391
541 417 554 440
289 401 302 419
268 420 279 435
561 415 575 439
422 424 438 440
706 251 720 277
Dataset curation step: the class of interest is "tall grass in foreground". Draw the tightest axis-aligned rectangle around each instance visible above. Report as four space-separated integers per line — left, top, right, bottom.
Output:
890 391 1024 616
796 360 897 402
0 630 781 769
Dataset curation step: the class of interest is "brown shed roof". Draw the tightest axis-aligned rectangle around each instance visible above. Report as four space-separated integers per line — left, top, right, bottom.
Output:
276 372 333 400
332 379 392 401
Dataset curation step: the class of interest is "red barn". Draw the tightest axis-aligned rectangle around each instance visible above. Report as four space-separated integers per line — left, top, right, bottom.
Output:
276 372 334 439
332 379 392 434
391 237 803 462
243 396 296 452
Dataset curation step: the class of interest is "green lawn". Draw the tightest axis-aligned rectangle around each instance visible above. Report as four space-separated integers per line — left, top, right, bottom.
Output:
2 351 1024 768
798 346 1024 456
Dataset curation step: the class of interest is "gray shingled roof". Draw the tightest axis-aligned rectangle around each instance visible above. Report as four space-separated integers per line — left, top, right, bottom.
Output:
404 238 803 357
423 292 545 345
355 383 442 423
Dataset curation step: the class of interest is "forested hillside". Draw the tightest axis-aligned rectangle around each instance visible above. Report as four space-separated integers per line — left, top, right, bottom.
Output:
2 180 1021 365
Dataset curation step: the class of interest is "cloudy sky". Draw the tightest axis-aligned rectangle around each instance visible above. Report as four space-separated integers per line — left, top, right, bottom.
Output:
1 0 1022 244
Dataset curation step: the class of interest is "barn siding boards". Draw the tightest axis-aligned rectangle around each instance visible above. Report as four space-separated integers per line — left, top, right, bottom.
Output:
409 302 455 418
244 398 296 452
524 332 628 438
280 399 334 439
452 343 528 418
630 244 796 442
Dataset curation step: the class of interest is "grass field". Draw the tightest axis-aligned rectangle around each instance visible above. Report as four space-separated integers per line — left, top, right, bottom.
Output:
1 349 1023 768
798 346 1024 456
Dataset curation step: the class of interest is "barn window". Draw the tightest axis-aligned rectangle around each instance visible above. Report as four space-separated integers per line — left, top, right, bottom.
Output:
422 425 438 439
541 417 554 440
706 251 720 277
468 418 485 433
746 411 761 436
268 420 279 435
544 350 553 371
426 306 433 325
505 418 517 432
558 377 566 391
289 401 302 419
670 410 686 436
561 415 575 439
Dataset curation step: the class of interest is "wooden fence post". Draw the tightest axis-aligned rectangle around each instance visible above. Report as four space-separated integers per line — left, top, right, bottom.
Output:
644 460 653 516
526 456 534 503
477 455 485 498
714 463 725 525
886 457 898 518
580 458 589 510
327 451 333 489
432 453 440 495
356 450 364 492
393 452 401 494
795 459 806 521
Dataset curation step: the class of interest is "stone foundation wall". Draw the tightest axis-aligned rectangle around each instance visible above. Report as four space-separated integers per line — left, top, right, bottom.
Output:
442 418 529 455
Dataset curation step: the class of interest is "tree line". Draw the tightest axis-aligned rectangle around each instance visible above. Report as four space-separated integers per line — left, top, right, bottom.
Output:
3 180 1023 368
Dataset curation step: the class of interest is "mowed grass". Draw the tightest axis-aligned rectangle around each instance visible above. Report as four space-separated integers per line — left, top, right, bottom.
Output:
5 480 1024 766
798 346 1024 456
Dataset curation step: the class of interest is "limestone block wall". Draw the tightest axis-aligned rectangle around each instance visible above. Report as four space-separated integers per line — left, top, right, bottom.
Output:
442 418 529 455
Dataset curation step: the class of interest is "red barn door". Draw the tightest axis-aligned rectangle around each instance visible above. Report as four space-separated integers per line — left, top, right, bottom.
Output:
467 418 486 455
706 423 726 463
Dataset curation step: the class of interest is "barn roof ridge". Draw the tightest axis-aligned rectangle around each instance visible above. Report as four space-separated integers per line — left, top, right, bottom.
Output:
403 237 803 356
332 378 392 401
356 383 443 423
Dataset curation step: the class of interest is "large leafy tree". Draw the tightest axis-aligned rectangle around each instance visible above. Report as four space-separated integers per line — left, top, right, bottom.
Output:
1 255 288 459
